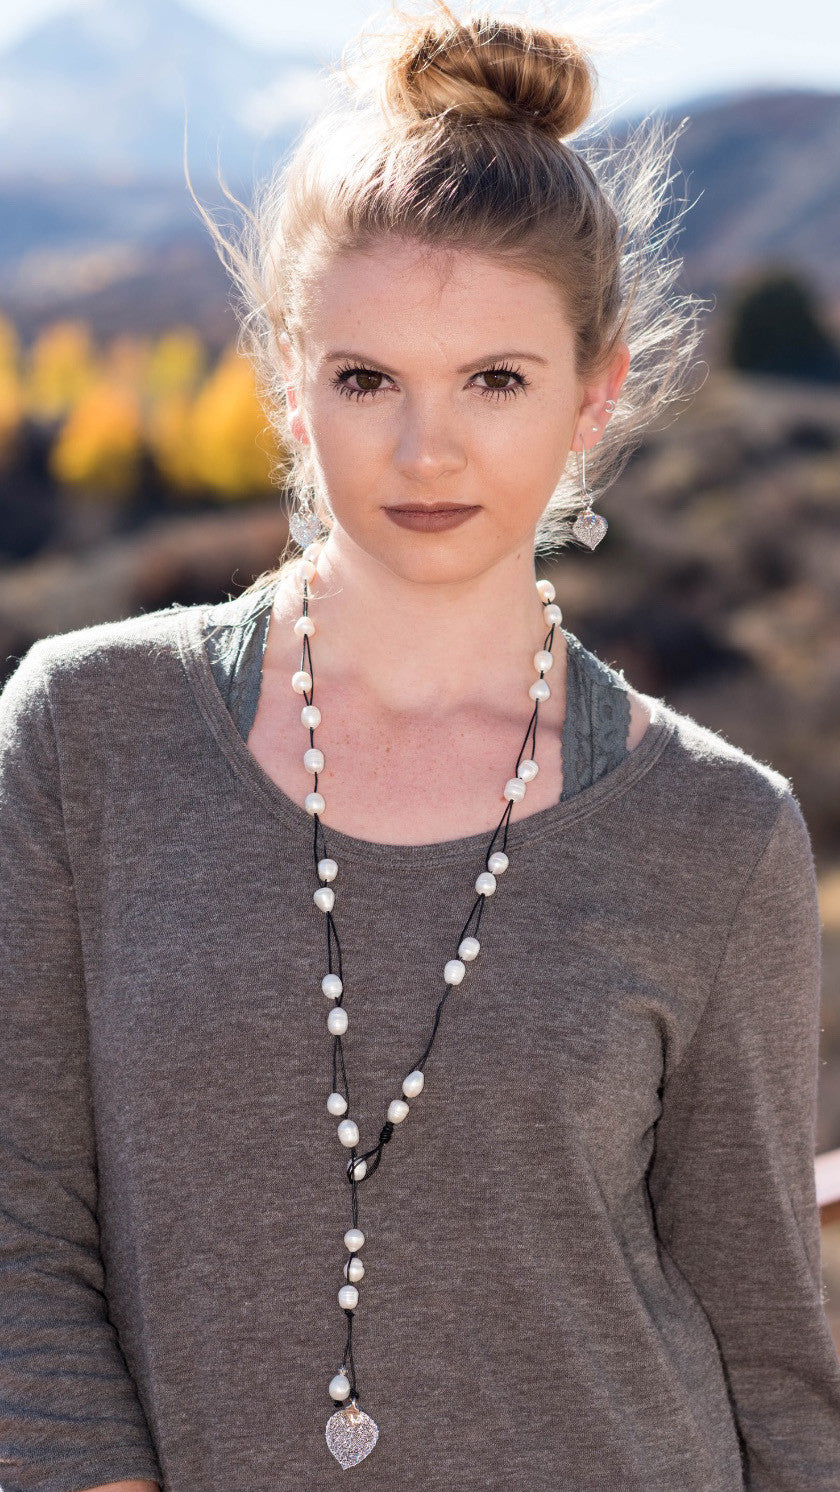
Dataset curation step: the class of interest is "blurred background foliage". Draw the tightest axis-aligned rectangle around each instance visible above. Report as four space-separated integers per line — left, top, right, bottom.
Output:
0 315 276 506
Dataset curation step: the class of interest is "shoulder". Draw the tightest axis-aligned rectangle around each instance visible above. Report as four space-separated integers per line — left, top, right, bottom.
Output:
1 601 205 758
4 600 198 697
631 687 811 909
655 695 792 801
566 627 798 847
646 694 805 875
0 601 212 806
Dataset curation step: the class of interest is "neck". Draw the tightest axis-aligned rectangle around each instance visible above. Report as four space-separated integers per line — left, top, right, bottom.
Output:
276 524 557 718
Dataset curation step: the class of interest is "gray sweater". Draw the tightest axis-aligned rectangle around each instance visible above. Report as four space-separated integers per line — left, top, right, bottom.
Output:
1 594 839 1492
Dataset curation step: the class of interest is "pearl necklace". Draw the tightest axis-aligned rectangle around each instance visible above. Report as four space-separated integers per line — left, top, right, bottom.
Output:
286 543 562 1469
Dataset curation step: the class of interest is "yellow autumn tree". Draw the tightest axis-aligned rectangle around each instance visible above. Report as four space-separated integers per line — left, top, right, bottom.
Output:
0 313 24 463
147 390 203 495
27 319 99 421
182 348 276 499
0 314 21 381
103 333 153 396
147 327 207 401
50 381 144 498
145 328 210 495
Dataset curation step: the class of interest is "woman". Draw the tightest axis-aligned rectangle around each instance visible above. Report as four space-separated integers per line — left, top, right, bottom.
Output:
2 4 839 1489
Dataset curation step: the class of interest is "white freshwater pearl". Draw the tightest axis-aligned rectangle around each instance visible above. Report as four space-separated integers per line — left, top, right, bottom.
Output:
344 1228 365 1252
292 669 312 693
302 541 323 564
322 973 343 999
295 559 317 585
328 1007 348 1036
338 1285 359 1310
534 649 554 673
305 791 326 816
536 578 556 602
444 958 466 985
388 1098 409 1123
517 760 539 782
318 858 338 882
329 1372 351 1400
402 1069 425 1098
476 871 497 896
293 615 315 638
544 602 563 626
503 778 526 802
529 679 550 702
327 1091 347 1115
301 704 321 729
458 936 480 960
314 885 334 912
304 747 325 773
344 1257 365 1283
350 1158 367 1181
337 1118 359 1148
488 851 509 875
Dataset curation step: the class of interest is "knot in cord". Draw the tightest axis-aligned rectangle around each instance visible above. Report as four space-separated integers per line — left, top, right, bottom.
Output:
348 1119 396 1183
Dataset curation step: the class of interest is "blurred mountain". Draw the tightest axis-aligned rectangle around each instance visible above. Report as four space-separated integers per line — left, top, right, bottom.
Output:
0 0 328 179
657 88 840 306
0 0 334 343
0 1 838 343
0 175 238 347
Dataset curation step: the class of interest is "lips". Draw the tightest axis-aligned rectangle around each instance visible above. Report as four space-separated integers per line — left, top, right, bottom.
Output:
384 505 481 532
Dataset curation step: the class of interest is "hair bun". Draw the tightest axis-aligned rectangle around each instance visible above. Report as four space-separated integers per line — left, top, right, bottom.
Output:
368 8 596 140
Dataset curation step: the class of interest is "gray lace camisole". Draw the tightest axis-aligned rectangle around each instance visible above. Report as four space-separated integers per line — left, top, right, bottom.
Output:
202 579 632 799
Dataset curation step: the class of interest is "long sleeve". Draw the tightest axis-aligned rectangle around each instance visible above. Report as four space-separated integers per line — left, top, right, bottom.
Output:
647 788 840 1488
0 642 163 1492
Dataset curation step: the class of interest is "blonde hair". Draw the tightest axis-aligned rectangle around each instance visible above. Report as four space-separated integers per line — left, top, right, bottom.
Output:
185 0 709 594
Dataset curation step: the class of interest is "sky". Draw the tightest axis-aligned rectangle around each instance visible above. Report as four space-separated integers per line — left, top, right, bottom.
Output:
0 0 838 117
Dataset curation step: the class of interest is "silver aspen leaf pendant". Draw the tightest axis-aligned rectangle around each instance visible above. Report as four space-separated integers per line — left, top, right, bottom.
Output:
289 506 323 548
572 508 608 549
325 1400 380 1468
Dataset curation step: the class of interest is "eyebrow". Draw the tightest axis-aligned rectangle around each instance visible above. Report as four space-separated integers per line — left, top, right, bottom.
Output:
322 349 549 375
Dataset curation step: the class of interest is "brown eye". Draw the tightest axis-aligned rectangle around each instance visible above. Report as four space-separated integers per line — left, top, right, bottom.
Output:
475 364 530 399
330 366 388 400
352 373 384 396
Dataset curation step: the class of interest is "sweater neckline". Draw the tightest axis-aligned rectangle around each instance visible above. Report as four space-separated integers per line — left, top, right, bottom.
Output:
176 600 678 868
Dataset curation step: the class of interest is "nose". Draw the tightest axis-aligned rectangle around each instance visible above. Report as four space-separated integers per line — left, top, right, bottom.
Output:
391 396 468 483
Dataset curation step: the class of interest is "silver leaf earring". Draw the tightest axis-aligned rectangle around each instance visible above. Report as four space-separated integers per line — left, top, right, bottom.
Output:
571 432 608 550
289 499 327 549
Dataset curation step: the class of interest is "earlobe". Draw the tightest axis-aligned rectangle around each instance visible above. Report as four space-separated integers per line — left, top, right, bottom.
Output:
274 328 291 366
287 396 309 445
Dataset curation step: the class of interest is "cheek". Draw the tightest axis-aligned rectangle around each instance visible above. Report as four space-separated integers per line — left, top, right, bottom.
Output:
305 407 385 528
310 393 381 455
482 398 570 462
481 424 567 502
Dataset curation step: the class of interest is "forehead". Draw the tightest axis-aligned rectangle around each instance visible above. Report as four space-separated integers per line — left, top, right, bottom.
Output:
303 240 571 356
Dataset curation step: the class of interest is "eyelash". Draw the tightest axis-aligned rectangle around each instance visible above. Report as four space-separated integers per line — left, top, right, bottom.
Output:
329 361 530 402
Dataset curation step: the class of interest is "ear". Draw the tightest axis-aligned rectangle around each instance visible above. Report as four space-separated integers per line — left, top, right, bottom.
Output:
275 329 309 445
572 340 630 452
